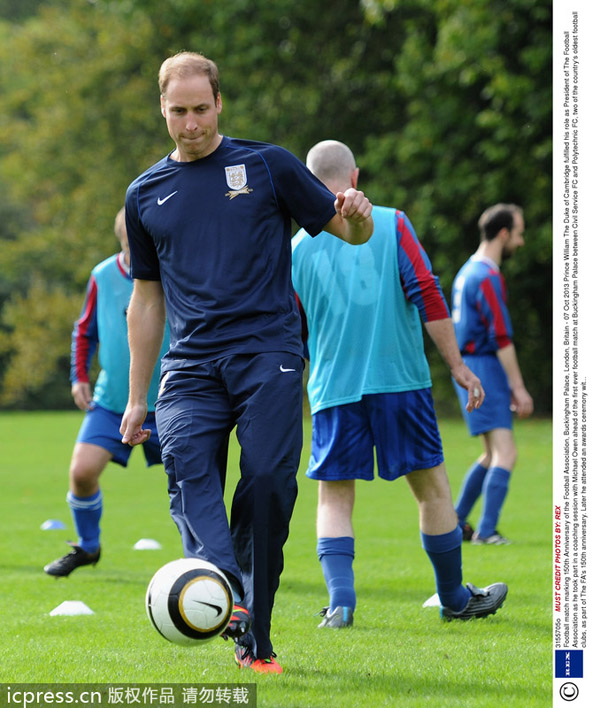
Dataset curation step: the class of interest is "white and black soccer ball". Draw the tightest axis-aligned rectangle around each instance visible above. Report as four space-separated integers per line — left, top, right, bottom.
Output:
146 558 233 645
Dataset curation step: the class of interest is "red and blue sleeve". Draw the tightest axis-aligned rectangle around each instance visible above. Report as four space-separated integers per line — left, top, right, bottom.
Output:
396 211 450 323
476 273 513 349
70 275 99 384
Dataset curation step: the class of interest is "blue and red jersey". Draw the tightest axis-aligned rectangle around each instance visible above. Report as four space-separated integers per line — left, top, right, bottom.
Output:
292 206 449 413
451 255 513 356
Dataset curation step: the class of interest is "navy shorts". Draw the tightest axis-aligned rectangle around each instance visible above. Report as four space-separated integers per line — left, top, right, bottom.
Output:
307 390 444 482
76 404 162 467
453 354 513 436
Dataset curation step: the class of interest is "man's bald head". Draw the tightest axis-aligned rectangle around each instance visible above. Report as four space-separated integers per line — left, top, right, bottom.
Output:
306 140 358 192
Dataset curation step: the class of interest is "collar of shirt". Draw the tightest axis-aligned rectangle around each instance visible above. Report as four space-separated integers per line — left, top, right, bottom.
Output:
118 251 132 278
471 254 499 272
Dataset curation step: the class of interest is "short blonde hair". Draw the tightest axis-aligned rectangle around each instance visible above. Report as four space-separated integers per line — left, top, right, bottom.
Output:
158 52 220 101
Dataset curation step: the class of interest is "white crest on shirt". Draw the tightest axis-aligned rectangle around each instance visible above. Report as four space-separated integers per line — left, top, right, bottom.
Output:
225 164 247 190
224 164 253 200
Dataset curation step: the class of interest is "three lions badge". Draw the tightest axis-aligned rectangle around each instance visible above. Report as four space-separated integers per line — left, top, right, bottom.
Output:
224 164 253 200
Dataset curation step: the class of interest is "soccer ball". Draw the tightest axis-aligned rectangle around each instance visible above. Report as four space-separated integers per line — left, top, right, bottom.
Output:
146 558 233 645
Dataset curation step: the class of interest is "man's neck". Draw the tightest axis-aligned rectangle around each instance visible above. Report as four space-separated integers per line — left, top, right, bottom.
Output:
475 240 502 267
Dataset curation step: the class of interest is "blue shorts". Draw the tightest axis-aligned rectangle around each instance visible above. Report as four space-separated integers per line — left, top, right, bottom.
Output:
453 354 513 436
76 404 162 467
307 390 444 482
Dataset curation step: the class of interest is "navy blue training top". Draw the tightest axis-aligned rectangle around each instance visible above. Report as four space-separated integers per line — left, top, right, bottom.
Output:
125 136 337 369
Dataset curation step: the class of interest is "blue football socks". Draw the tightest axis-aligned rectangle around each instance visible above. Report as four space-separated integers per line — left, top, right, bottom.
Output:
455 461 488 524
478 466 511 538
421 526 470 612
317 536 356 611
67 490 102 553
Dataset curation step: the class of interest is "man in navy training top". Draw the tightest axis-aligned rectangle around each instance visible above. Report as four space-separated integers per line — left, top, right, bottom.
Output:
44 207 168 578
119 53 373 674
292 140 508 628
451 203 533 545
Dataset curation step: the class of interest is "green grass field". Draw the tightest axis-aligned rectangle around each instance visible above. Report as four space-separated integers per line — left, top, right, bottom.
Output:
0 411 551 707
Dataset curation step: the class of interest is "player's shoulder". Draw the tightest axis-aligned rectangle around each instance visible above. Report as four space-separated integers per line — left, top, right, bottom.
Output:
376 206 416 245
373 205 398 218
91 253 119 277
464 256 494 275
222 137 297 165
223 136 287 154
462 258 502 292
126 155 173 194
374 205 404 229
478 260 502 283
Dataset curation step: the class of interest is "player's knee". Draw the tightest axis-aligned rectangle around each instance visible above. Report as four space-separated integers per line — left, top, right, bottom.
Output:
407 464 451 502
248 464 297 497
479 451 492 468
493 445 517 470
69 464 100 495
425 484 453 507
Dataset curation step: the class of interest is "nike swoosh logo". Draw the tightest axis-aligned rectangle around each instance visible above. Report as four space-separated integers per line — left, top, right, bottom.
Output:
192 600 222 616
280 365 296 373
157 191 178 205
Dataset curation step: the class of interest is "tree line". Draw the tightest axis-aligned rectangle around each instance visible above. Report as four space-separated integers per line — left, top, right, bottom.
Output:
0 0 551 413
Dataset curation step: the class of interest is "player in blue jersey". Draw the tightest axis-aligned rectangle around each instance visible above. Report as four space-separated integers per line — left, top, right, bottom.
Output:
44 208 169 578
451 203 533 545
292 140 508 628
119 53 373 674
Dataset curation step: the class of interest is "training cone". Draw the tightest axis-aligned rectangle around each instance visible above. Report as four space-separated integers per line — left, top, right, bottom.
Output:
49 601 95 616
133 538 162 550
41 519 67 530
422 593 441 608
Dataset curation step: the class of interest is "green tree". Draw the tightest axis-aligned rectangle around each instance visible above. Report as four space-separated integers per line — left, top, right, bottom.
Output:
0 0 45 21
0 1 165 406
0 0 551 412
359 0 552 413
0 279 74 407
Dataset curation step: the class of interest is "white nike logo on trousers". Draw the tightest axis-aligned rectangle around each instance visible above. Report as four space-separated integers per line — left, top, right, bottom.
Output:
157 191 178 205
279 365 296 373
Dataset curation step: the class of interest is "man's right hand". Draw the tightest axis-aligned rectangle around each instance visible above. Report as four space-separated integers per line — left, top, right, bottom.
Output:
72 382 93 411
511 385 534 418
120 402 151 446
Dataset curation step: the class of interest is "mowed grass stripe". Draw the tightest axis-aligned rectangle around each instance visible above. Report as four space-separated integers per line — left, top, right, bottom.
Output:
0 412 551 707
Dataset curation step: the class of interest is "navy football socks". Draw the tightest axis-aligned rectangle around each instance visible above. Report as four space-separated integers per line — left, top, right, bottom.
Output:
478 466 511 538
317 536 356 611
455 461 488 524
421 526 470 612
67 490 102 553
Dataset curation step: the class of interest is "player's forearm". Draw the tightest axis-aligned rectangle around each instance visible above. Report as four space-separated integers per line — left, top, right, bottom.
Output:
497 343 526 391
128 342 162 406
127 282 166 405
424 318 464 372
425 317 483 409
341 214 373 245
325 212 373 245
